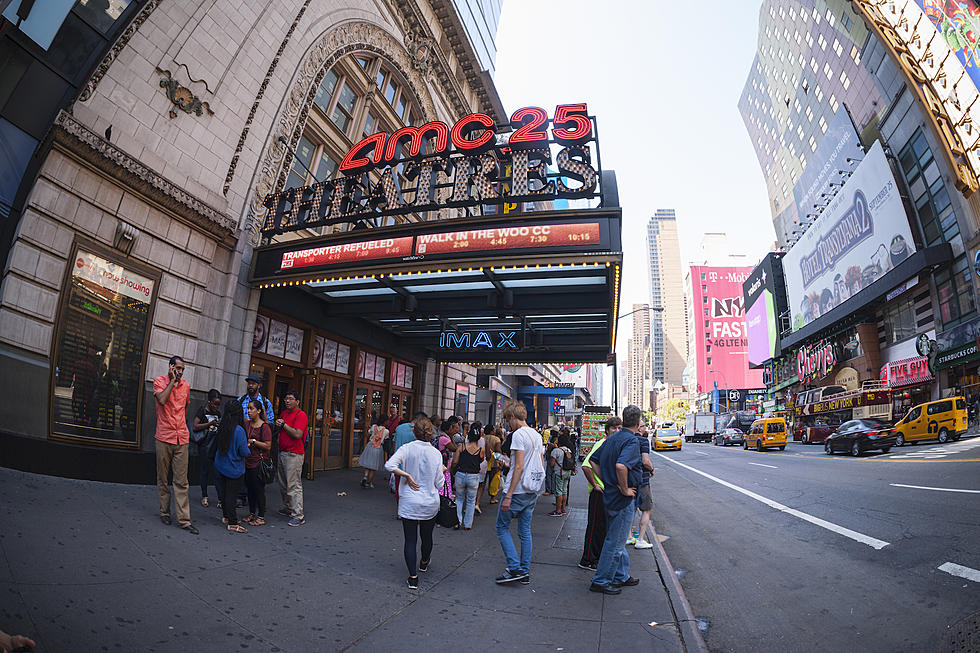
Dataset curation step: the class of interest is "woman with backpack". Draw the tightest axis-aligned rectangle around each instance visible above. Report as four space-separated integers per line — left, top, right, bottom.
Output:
548 433 576 516
213 400 252 533
243 399 272 526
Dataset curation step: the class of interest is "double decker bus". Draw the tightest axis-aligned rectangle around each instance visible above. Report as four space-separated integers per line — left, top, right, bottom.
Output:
794 382 891 444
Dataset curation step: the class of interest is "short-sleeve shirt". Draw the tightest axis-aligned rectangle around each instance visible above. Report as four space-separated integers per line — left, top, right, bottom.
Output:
153 375 190 445
245 422 272 468
550 447 565 468
502 425 546 496
597 428 641 511
278 408 308 455
636 433 652 485
240 392 274 423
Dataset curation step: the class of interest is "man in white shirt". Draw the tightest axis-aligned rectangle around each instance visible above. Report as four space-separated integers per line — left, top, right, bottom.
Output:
495 400 546 585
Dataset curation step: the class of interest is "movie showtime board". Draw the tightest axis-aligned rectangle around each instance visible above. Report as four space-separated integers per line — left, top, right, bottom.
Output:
691 266 766 394
261 104 603 234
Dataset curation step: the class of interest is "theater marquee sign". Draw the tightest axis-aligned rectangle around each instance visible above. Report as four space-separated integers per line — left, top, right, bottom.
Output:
851 0 980 196
263 104 603 234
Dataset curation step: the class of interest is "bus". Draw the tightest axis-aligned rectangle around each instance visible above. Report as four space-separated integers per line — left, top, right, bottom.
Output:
794 382 891 444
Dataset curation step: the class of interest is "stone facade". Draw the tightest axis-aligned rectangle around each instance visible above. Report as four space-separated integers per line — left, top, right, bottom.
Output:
0 0 501 449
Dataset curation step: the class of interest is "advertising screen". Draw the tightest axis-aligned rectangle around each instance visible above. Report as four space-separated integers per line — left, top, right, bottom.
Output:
917 1 980 99
783 141 917 332
691 266 766 393
742 252 787 368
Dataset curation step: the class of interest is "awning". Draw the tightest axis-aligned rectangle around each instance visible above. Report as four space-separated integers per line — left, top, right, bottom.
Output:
250 209 622 363
936 340 980 370
768 375 799 394
882 355 933 388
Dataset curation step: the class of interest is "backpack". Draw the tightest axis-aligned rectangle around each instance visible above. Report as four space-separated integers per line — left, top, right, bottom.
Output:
559 446 576 472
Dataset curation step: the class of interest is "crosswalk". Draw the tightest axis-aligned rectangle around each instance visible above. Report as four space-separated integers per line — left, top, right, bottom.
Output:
885 437 980 460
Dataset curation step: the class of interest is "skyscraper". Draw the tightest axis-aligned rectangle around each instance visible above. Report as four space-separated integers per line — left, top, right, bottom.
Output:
647 211 686 387
625 303 652 409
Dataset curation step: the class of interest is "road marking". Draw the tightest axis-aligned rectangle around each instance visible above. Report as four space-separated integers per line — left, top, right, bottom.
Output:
890 483 980 494
938 562 980 583
653 452 890 550
748 462 778 469
694 451 709 456
886 438 980 460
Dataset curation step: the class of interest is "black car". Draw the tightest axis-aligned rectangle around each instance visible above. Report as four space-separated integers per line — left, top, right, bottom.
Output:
824 419 898 456
712 428 745 446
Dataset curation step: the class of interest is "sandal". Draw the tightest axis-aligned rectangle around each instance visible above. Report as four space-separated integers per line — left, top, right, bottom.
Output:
243 514 257 525
227 524 248 534
251 516 265 526
222 517 229 525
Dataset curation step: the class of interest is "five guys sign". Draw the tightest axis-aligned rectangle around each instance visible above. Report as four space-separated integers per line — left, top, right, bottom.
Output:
262 104 601 234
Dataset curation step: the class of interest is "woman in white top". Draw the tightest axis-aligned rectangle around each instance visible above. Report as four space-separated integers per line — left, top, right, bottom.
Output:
385 416 445 589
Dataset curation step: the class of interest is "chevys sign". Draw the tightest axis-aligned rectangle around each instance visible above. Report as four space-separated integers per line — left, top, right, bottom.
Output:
262 104 602 235
796 341 837 381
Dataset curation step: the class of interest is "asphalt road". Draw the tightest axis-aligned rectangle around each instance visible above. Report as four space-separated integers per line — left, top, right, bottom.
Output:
650 437 980 653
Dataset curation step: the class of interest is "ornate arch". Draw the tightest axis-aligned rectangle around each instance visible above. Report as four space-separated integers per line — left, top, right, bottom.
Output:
246 20 438 243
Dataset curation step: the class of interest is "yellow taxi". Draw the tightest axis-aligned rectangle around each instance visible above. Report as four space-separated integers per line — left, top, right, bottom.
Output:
893 397 968 446
744 417 787 451
653 427 682 451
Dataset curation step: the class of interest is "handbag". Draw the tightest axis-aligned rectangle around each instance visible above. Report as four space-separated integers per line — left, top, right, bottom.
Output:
257 456 276 484
436 495 459 528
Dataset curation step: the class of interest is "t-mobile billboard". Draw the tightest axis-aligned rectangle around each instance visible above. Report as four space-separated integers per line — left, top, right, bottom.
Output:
691 266 766 394
742 252 788 368
783 141 917 332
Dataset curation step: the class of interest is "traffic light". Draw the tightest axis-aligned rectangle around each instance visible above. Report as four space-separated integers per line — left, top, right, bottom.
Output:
552 397 561 412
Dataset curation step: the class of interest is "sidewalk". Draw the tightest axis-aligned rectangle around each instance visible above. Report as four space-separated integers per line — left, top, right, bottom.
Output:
0 464 705 652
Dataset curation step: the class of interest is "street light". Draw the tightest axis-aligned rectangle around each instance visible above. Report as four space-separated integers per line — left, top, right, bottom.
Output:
709 369 729 413
612 306 665 413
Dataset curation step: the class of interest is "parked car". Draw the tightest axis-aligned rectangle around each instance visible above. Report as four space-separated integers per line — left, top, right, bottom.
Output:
893 397 967 446
744 417 787 451
824 419 897 456
654 428 682 451
713 428 745 446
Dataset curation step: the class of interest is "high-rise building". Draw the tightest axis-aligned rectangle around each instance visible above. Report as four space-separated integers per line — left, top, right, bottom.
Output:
647 210 686 387
452 0 503 77
738 1 884 246
625 303 651 409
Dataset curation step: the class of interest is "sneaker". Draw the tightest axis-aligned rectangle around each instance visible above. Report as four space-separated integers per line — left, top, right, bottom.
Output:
418 560 429 573
519 574 531 585
201 497 209 508
407 576 419 589
548 510 562 517
288 517 305 527
368 482 375 489
360 478 368 489
495 569 529 584
612 576 640 588
589 582 621 595
634 540 653 549
626 536 638 545
277 507 290 516
577 562 596 570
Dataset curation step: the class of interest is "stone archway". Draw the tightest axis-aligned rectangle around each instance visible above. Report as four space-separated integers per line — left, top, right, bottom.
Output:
246 20 438 243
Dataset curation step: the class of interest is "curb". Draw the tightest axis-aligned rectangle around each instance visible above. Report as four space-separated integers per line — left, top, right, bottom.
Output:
648 525 709 653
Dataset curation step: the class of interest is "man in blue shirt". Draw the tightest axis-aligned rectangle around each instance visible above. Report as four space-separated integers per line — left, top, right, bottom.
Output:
240 374 275 423
588 405 643 594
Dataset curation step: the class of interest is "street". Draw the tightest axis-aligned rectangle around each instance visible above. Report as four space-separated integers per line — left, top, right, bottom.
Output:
651 437 980 653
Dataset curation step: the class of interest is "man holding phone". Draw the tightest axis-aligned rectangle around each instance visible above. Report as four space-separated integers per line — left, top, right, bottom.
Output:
153 355 198 534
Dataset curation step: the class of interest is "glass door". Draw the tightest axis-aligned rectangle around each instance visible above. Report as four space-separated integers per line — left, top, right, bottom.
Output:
352 385 384 466
326 379 348 469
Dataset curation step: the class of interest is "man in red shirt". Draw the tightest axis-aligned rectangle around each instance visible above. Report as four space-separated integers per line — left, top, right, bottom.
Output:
153 356 198 534
275 389 307 526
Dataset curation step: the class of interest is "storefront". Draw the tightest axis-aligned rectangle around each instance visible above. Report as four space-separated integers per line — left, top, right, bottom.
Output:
881 355 934 418
937 339 980 400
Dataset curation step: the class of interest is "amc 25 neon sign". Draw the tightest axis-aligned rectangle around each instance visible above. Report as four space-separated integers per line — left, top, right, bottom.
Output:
262 104 601 235
440 330 520 351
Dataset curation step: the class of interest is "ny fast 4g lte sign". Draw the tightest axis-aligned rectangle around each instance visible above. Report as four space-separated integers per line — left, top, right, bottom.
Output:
262 104 602 234
439 330 521 351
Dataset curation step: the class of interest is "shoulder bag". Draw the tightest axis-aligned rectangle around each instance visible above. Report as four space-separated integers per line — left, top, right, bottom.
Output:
256 423 277 484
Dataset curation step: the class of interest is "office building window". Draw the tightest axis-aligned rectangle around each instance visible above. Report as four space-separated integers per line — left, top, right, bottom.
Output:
880 294 916 347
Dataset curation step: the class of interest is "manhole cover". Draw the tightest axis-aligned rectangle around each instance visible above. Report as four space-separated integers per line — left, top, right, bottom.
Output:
942 611 980 653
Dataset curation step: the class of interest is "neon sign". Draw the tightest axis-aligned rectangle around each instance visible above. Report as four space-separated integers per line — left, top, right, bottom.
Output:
439 330 520 351
796 340 837 381
262 104 601 235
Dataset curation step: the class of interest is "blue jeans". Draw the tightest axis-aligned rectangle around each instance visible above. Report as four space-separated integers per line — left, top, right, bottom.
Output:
592 501 633 586
455 472 480 528
496 492 537 574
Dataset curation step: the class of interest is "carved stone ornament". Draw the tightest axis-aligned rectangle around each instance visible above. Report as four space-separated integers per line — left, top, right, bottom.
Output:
156 68 214 119
404 30 434 76
245 21 438 246
50 110 236 240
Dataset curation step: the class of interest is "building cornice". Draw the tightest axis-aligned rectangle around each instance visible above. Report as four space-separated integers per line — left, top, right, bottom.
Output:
50 110 237 242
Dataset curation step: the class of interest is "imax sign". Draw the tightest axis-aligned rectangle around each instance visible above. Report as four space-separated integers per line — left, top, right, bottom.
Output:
439 330 520 351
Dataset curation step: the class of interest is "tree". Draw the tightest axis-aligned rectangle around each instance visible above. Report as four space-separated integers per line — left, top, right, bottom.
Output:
657 398 689 425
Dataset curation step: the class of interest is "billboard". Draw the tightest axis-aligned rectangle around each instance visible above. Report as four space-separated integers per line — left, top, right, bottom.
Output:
917 1 980 100
691 266 766 393
784 141 917 332
742 252 788 368
792 108 864 223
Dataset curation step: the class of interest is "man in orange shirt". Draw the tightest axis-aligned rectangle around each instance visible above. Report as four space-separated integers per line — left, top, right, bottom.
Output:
153 356 198 534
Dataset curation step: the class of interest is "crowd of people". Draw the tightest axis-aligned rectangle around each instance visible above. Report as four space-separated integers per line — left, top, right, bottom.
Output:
151 354 655 596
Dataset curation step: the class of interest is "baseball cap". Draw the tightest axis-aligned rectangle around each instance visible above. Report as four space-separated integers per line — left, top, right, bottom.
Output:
245 374 261 383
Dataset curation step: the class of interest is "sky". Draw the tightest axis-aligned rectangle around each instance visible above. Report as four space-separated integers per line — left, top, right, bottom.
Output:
492 1 776 381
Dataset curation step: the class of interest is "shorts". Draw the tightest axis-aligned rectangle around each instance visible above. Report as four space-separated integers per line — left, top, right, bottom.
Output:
635 482 653 512
554 470 571 496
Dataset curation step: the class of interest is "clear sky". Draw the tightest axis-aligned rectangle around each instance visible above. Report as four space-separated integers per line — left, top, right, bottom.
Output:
493 1 776 381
